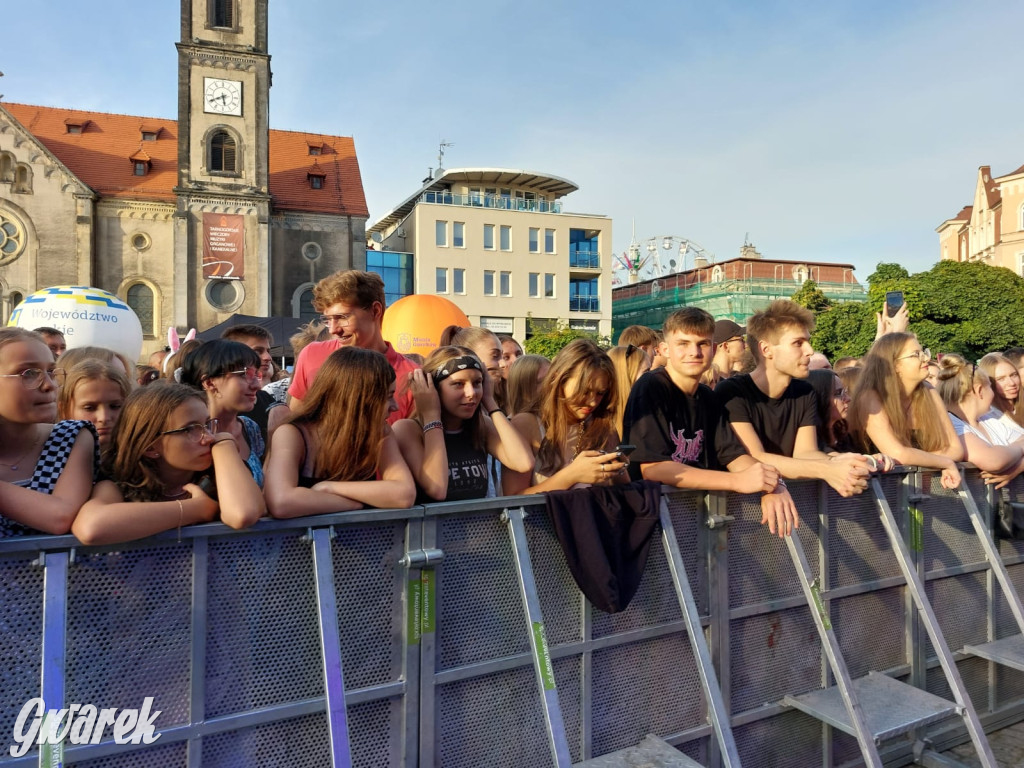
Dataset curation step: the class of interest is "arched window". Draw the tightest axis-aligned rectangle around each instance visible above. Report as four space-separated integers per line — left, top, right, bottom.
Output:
212 0 234 28
1019 203 1024 233
0 153 13 183
126 283 156 337
711 265 723 283
12 165 32 194
210 131 237 173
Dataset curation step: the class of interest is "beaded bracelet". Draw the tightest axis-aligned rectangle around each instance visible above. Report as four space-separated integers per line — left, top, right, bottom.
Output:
422 420 443 433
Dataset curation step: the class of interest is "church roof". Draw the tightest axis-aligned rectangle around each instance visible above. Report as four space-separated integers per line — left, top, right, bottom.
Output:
3 103 368 217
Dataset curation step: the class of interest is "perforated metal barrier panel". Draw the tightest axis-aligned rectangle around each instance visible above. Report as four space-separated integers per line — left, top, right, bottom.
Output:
2 470 1024 767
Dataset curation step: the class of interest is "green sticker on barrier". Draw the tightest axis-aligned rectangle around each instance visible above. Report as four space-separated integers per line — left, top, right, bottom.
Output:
408 576 421 644
910 506 923 552
532 621 556 690
809 581 832 631
39 712 64 768
421 571 436 634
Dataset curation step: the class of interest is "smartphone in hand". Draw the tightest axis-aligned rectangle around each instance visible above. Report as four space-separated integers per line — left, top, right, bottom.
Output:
885 291 904 318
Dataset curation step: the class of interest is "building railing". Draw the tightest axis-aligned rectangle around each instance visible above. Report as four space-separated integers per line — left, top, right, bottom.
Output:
1 468 1023 766
569 295 600 313
568 249 600 269
421 191 563 214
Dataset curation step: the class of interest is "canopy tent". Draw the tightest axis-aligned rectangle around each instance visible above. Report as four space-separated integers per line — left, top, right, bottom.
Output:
196 314 310 357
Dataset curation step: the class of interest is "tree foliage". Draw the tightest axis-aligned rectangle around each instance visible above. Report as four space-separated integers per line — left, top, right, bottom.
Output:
791 280 832 313
800 260 1024 361
523 322 610 359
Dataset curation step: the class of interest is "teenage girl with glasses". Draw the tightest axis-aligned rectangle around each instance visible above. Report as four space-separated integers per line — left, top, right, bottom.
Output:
847 332 963 489
179 340 267 486
72 382 264 545
0 328 98 536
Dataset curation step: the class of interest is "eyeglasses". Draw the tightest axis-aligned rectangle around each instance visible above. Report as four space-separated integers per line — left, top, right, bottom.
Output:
157 419 219 443
897 348 931 363
223 367 263 383
319 313 358 328
0 367 65 389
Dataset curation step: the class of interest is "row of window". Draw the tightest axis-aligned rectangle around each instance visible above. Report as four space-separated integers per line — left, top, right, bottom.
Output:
434 269 599 310
435 221 559 254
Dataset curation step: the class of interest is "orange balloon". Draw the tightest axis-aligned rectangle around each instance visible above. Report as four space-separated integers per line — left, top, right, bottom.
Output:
382 295 470 356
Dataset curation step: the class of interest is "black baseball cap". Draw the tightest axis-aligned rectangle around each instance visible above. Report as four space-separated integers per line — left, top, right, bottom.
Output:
713 320 745 345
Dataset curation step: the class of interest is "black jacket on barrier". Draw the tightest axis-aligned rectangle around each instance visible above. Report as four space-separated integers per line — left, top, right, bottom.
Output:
544 480 662 614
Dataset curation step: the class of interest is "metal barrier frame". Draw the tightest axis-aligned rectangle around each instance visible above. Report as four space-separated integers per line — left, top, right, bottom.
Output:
2 468 1024 767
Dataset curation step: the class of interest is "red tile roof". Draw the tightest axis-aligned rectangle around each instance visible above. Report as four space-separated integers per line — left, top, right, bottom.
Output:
3 103 368 217
953 205 972 222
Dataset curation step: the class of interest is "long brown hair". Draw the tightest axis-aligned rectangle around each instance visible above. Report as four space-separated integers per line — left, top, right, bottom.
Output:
537 339 618 476
288 346 394 481
978 352 1024 426
607 344 648 438
847 333 949 453
419 345 485 450
58 359 132 419
103 382 207 502
506 354 549 417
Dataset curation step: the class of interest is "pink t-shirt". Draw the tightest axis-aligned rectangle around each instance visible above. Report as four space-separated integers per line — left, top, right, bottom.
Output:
288 339 419 424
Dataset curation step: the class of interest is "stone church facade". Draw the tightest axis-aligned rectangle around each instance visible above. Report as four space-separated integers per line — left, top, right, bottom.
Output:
0 0 368 359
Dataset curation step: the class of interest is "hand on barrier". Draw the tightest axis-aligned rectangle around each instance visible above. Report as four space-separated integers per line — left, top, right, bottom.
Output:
940 464 961 490
406 369 442 423
182 483 219 523
760 484 799 537
823 454 872 497
572 450 627 486
735 461 778 495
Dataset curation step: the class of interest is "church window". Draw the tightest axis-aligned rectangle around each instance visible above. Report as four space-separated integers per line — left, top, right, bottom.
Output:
212 0 234 28
126 283 156 338
209 131 237 173
12 165 32 194
0 212 26 264
0 153 14 182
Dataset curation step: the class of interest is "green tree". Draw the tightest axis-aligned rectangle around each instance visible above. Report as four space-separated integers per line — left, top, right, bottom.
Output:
791 279 832 313
523 323 610 358
809 301 875 360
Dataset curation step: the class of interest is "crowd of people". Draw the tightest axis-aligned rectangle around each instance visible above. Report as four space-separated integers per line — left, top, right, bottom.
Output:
3 268 1024 546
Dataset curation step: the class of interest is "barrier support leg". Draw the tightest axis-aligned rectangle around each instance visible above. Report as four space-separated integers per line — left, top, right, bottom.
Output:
311 526 354 768
503 507 573 768
40 550 70 768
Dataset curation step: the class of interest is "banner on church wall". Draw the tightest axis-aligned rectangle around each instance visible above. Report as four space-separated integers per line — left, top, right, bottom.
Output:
202 213 244 279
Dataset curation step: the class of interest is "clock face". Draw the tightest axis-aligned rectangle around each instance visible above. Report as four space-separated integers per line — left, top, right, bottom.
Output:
203 78 242 116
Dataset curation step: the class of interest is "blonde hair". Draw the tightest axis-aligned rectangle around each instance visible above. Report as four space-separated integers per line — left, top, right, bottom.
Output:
747 300 815 364
0 327 46 356
937 353 985 408
978 352 1024 426
506 355 549 417
847 333 949 453
312 270 385 313
58 359 132 420
607 344 649 437
537 339 618 476
56 346 133 379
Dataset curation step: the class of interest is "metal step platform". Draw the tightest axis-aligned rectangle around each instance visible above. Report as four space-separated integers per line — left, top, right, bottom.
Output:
784 671 960 743
573 734 704 768
965 633 1024 672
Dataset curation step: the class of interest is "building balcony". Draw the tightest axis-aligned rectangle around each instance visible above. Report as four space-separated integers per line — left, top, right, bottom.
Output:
570 296 600 313
421 191 563 214
569 249 600 269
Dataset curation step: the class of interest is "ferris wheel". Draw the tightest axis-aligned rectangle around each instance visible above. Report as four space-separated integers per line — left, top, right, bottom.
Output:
611 234 715 287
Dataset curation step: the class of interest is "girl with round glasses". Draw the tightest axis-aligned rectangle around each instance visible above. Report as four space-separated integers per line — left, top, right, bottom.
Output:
0 328 98 536
72 382 264 544
848 332 963 488
180 340 266 486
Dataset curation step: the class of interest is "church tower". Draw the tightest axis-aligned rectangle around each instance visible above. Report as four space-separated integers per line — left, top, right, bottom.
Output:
175 0 272 327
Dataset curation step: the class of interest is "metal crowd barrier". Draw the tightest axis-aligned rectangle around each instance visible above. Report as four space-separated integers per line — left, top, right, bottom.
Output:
2 468 1024 767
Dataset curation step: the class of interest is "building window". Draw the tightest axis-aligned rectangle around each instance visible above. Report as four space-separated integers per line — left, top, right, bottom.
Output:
297 288 317 321
1019 252 1024 278
308 174 324 189
366 250 415 306
453 222 465 248
545 229 556 254
308 146 321 156
206 279 243 312
453 268 465 294
65 123 83 135
500 271 511 297
529 272 539 297
435 220 448 247
499 225 511 251
0 213 26 262
133 162 148 177
131 233 151 252
483 224 495 250
1020 204 1024 232
711 265 723 283
212 0 234 28
210 131 237 173
12 165 32 193
569 228 599 268
529 228 540 253
436 267 448 294
545 273 555 298
0 153 14 182
141 131 158 142
126 283 156 338
569 277 598 312
484 270 495 296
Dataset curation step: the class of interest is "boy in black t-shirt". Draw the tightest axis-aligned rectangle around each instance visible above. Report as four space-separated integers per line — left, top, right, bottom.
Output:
623 307 798 537
715 300 870 497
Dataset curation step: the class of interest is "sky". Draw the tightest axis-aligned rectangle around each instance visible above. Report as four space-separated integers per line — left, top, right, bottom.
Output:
5 0 1023 282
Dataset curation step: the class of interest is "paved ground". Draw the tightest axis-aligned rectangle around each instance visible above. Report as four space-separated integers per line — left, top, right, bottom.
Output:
942 720 1024 766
